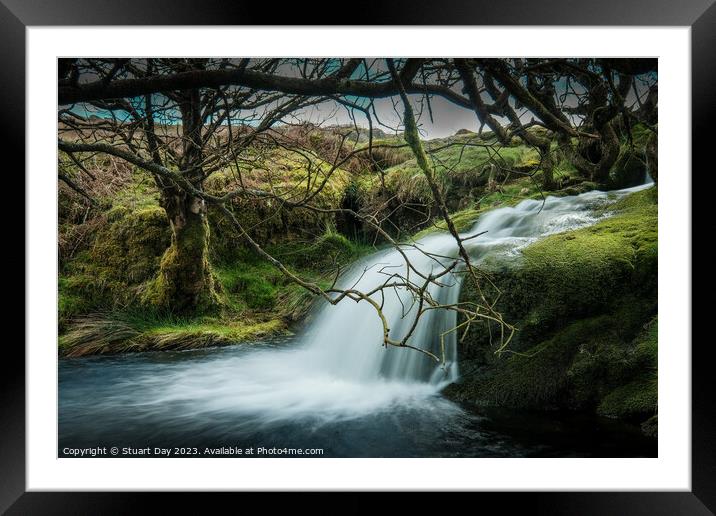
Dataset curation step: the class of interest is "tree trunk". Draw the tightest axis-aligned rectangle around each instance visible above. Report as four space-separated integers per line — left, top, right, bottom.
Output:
591 122 621 183
560 123 620 185
143 189 219 313
539 143 557 190
142 86 220 313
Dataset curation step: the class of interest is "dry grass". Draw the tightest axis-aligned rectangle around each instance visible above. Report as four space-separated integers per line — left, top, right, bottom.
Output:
59 313 141 357
59 312 286 357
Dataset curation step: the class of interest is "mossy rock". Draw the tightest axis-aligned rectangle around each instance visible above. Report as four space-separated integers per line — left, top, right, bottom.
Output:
93 206 170 283
641 414 658 438
558 181 598 196
447 310 656 411
447 188 658 430
267 230 362 272
596 318 657 421
461 187 657 353
59 205 171 324
597 377 657 419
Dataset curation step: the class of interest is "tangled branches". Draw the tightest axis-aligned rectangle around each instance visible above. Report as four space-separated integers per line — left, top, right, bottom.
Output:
57 58 657 363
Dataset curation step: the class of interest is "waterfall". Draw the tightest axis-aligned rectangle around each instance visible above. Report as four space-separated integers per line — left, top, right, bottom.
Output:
303 234 461 386
76 181 652 427
57 180 658 455
299 180 655 390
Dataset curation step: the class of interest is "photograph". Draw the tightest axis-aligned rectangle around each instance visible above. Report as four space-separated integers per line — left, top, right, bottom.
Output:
56 57 659 459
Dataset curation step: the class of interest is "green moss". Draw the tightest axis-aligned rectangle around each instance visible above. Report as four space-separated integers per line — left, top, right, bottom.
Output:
596 317 658 420
216 264 278 310
380 136 541 205
607 146 647 189
630 123 655 148
567 315 657 408
444 188 656 358
60 205 171 317
468 315 612 408
141 212 220 314
440 208 484 233
451 309 656 411
512 190 657 326
265 228 371 272
459 215 656 351
597 377 657 419
608 186 658 211
557 181 598 196
604 124 657 189
641 414 658 438
447 188 658 429
95 206 170 283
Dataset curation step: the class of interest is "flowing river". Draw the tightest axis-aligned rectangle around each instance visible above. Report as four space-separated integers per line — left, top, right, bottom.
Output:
59 181 656 458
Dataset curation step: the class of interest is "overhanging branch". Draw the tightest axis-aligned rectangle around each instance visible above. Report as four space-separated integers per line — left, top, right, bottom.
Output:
58 64 477 109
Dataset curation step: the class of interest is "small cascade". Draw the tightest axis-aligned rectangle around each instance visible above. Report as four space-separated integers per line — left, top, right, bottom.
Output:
300 181 655 389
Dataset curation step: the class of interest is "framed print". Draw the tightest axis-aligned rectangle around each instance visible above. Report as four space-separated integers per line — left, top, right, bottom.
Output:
5 0 714 512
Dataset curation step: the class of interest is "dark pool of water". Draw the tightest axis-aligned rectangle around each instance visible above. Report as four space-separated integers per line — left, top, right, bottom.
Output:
58 340 656 458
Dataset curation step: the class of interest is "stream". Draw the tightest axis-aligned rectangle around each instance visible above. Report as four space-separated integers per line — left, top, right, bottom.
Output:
59 181 656 458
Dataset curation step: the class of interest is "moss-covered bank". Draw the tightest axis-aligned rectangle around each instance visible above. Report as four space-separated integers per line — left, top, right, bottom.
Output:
59 130 555 357
58 127 654 361
444 187 658 436
58 213 369 356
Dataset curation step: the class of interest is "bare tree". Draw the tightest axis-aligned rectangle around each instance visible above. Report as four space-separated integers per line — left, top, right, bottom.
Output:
58 57 657 362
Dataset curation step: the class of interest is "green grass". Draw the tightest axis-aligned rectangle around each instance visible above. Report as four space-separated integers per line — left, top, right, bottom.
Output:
215 260 282 310
108 167 162 211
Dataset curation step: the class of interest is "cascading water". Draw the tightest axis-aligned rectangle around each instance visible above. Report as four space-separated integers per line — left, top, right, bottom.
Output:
58 181 656 457
302 235 461 386
298 180 654 394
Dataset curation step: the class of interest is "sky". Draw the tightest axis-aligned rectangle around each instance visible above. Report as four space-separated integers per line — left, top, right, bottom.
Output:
72 93 484 140
293 95 488 140
68 59 656 141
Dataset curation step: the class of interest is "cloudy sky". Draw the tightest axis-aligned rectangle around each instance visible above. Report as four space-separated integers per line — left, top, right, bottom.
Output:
295 95 486 140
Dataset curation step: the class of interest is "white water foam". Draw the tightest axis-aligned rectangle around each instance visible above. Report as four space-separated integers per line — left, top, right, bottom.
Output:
136 182 654 424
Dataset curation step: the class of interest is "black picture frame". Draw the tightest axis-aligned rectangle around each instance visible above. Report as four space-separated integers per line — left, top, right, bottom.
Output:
4 0 713 512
